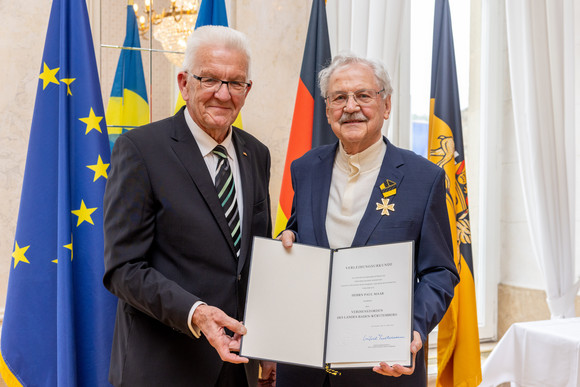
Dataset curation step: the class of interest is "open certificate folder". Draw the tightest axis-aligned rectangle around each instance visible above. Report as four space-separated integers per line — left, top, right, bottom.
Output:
240 237 414 369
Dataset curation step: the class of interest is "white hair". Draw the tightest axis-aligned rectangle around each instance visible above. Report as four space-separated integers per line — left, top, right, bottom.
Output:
318 53 393 99
181 25 252 79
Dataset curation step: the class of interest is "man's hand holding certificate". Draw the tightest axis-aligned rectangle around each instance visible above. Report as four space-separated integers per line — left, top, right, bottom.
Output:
240 236 415 371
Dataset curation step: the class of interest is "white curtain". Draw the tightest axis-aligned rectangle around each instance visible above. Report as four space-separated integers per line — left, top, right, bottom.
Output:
326 0 410 147
505 0 578 318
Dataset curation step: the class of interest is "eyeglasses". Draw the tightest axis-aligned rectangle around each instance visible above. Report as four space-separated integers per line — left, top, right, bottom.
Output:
188 73 251 95
326 89 385 108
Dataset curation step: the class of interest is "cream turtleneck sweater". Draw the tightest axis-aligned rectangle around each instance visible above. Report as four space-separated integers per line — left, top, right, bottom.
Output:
325 139 386 249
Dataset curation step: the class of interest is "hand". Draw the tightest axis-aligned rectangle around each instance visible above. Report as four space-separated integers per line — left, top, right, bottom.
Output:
277 230 295 248
372 331 422 377
192 304 249 364
258 361 276 386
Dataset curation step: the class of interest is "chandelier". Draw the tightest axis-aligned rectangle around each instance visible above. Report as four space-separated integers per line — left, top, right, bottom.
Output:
133 0 199 67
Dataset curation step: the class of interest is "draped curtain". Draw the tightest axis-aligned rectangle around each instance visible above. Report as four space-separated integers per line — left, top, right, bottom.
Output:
326 0 410 147
504 0 578 318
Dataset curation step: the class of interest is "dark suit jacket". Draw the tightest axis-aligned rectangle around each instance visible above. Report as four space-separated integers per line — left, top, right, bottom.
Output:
277 138 459 387
103 107 272 387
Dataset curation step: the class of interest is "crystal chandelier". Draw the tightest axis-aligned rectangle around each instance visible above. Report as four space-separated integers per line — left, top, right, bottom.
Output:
133 0 199 67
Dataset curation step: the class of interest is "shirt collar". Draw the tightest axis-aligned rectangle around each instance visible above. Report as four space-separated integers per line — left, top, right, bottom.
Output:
336 138 386 177
184 108 235 158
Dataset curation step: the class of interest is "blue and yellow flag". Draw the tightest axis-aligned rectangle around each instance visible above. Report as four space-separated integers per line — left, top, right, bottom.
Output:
274 0 333 236
427 0 482 386
0 0 117 385
106 4 150 149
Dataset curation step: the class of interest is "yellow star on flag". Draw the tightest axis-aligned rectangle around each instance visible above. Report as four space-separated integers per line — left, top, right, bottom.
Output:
79 108 103 134
12 242 31 268
376 198 395 216
61 78 76 95
54 238 73 264
71 200 97 226
39 62 60 90
87 155 109 181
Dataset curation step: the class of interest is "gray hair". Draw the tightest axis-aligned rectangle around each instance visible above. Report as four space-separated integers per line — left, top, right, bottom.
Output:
318 53 393 99
181 25 252 79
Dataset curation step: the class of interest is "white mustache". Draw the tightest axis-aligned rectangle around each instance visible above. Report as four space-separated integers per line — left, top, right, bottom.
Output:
338 112 368 124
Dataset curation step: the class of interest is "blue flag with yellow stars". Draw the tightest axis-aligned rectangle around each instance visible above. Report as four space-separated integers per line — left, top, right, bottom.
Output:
0 0 116 385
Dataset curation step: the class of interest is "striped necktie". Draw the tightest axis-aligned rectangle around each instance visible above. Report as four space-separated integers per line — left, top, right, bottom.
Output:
213 145 241 258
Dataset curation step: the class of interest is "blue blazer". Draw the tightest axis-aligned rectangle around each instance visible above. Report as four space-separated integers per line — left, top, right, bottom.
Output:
278 137 459 387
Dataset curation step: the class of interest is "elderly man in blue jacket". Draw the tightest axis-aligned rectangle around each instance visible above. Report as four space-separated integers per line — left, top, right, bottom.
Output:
275 53 459 387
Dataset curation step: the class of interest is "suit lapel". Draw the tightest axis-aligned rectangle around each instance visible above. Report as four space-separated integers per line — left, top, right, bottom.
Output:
232 127 253 272
351 138 405 247
168 109 237 257
311 144 337 249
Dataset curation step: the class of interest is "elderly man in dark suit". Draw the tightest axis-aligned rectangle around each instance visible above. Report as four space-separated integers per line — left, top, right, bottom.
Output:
103 25 272 387
276 53 460 387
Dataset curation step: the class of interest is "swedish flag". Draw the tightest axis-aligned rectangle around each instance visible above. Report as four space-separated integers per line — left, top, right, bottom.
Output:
105 4 150 149
0 0 116 385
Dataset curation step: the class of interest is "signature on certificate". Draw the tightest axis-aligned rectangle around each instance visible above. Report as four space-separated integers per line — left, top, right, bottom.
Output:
363 334 404 342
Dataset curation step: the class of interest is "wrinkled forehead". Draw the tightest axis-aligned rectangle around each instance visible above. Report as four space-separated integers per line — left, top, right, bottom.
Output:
192 44 250 78
328 63 380 91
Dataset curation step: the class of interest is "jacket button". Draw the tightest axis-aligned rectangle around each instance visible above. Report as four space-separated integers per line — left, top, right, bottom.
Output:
237 274 241 281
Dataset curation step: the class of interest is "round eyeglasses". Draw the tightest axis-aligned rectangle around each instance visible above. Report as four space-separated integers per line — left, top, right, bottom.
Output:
326 89 385 108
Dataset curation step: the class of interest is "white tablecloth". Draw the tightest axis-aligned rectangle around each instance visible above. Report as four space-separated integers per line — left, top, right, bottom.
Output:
481 318 580 387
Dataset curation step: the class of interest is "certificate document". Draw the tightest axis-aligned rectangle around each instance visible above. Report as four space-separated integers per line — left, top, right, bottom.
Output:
240 237 413 369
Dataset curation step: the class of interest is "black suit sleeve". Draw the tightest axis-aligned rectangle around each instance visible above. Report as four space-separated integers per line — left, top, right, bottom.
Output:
103 135 200 337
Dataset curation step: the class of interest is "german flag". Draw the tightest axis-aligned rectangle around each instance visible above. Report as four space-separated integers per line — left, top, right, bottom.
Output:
428 1 482 386
273 0 334 236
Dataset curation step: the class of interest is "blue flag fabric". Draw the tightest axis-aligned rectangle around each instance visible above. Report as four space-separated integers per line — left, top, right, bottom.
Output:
105 5 150 150
0 0 117 385
195 0 229 28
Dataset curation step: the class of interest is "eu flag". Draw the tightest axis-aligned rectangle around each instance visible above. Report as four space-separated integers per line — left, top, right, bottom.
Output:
0 0 117 385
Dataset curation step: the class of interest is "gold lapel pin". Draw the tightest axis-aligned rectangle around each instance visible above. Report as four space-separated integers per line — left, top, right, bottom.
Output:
376 198 395 216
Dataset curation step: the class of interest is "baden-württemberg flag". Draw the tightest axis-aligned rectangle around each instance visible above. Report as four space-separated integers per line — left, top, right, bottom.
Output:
273 0 334 236
105 3 150 150
427 0 482 386
0 0 117 385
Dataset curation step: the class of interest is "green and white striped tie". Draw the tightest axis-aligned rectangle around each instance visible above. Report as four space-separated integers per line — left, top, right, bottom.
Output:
213 145 241 258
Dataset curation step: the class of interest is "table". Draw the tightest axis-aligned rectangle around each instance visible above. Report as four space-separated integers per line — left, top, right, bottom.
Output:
481 317 580 387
